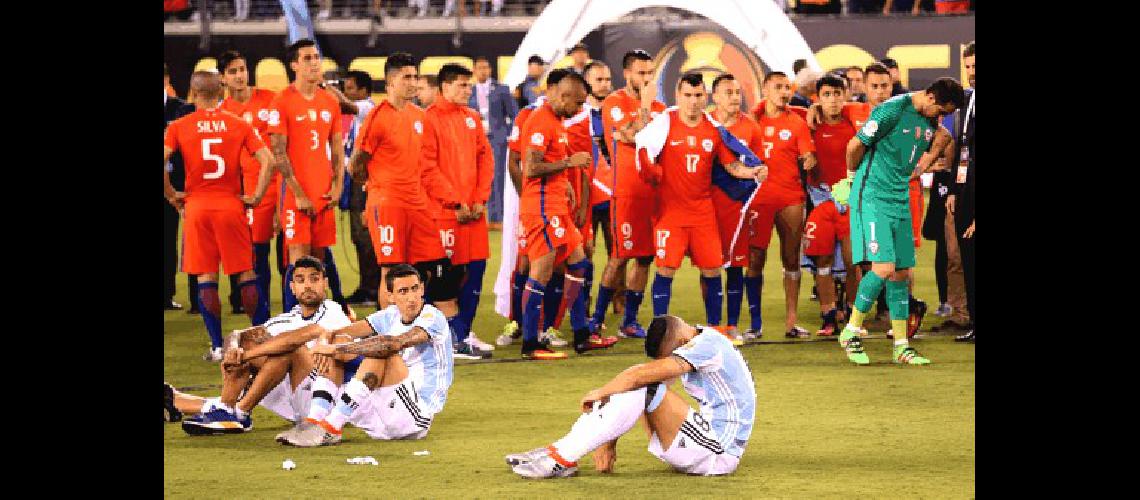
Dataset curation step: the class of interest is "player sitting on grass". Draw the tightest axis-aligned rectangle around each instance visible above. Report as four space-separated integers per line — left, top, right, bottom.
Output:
168 256 358 434
505 314 756 477
227 264 453 446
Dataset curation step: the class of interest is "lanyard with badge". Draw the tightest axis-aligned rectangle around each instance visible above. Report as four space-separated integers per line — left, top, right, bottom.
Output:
956 91 974 184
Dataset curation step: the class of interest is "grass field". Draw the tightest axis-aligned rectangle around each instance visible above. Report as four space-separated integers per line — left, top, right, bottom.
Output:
163 207 975 498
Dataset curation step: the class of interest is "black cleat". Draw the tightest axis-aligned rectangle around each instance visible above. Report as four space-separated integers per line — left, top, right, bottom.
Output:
954 330 975 342
164 383 183 423
906 297 928 338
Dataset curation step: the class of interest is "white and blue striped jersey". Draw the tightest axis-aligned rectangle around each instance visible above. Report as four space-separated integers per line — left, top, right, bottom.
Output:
672 327 757 458
365 304 454 414
263 300 352 342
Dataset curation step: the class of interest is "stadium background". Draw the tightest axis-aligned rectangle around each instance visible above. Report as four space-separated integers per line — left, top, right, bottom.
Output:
164 4 975 496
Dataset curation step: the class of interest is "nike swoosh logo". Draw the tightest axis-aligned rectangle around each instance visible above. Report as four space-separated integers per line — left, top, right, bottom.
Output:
669 140 685 146
821 134 833 137
734 256 745 261
902 129 911 133
652 294 668 299
296 116 305 121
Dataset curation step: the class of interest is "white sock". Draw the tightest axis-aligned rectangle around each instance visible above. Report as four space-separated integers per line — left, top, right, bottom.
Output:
306 376 340 422
200 397 224 414
551 387 647 462
323 379 371 431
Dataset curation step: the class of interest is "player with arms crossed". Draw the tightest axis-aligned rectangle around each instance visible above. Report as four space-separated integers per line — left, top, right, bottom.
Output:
229 264 454 446
637 73 767 330
838 78 964 365
505 314 756 477
266 39 345 312
589 50 668 339
164 70 276 361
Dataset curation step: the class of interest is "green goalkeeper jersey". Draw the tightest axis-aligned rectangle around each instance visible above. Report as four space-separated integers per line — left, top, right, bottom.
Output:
850 94 935 218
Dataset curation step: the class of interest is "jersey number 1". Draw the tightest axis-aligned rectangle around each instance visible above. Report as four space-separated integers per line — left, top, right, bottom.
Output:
201 138 225 179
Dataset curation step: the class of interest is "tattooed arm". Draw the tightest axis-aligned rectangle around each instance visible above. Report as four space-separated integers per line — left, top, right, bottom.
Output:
270 133 314 215
324 327 432 358
725 161 769 182
349 148 371 183
525 149 590 178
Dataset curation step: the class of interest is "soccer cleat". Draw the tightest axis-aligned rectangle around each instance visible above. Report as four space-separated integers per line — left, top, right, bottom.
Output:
743 328 762 341
894 344 931 365
540 328 569 347
181 408 252 435
466 333 496 352
817 309 839 337
907 298 928 338
619 322 647 339
816 323 837 337
164 300 184 311
521 348 569 360
725 326 745 346
785 326 810 339
164 383 182 423
838 326 870 365
202 347 223 363
276 420 314 445
588 334 619 349
954 330 975 343
497 321 520 346
933 302 953 318
506 446 549 466
510 447 579 479
454 342 493 360
284 419 343 447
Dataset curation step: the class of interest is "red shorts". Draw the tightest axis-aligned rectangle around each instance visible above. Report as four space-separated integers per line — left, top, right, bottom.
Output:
520 213 582 264
182 199 253 275
804 201 850 257
611 195 657 259
245 192 278 243
458 216 490 263
367 204 445 265
747 190 804 250
909 184 924 248
577 209 593 249
654 217 723 269
712 189 748 268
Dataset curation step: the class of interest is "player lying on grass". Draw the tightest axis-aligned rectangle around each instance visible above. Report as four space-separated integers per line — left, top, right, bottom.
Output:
226 264 453 446
505 314 756 477
166 256 357 434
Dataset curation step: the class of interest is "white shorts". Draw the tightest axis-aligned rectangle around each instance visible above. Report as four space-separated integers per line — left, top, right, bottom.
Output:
648 408 741 476
348 377 435 440
258 378 314 423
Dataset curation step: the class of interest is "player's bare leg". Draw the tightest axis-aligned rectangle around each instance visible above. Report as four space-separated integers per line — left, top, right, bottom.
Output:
774 205 807 338
292 352 411 446
811 253 838 336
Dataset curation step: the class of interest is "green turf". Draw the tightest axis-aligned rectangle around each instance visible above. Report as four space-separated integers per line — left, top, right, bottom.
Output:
164 206 975 497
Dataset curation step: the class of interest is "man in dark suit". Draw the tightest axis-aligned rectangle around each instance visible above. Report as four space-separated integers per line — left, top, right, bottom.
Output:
469 55 519 227
947 42 975 342
164 63 194 311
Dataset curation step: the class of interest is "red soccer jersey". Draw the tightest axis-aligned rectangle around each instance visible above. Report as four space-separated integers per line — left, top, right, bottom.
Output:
813 120 857 186
842 102 872 131
519 102 572 216
509 101 539 155
421 98 493 219
357 100 436 210
601 88 666 198
220 88 279 197
164 107 265 201
266 85 343 211
751 100 816 200
644 110 737 225
563 105 594 212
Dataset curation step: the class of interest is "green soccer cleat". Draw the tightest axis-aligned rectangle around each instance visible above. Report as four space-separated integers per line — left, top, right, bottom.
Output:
838 326 870 365
894 344 931 365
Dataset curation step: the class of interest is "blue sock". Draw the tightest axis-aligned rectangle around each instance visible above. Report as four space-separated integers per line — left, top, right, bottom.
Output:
457 259 486 343
701 275 723 326
282 264 297 312
583 260 595 316
565 260 589 331
592 285 614 325
543 273 565 330
651 274 674 316
744 275 763 331
623 290 645 327
511 272 527 324
521 279 546 343
253 243 271 323
725 267 744 327
198 282 224 348
239 279 267 325
447 316 465 348
324 248 344 302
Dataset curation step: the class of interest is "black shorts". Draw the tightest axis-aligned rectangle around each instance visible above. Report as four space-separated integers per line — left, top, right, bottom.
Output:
414 258 463 303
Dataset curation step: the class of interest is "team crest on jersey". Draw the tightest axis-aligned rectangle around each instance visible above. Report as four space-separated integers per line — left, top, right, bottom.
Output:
656 248 666 258
243 111 253 123
531 132 545 146
862 120 879 137
320 110 332 123
308 109 317 121
381 245 393 256
687 136 695 147
465 116 477 129
258 109 270 122
868 240 879 255
445 249 454 258
267 110 280 126
924 128 933 141
414 121 423 134
520 239 527 248
765 126 775 136
623 240 633 250
702 139 714 152
554 227 566 238
611 107 624 121
508 125 519 141
286 228 296 239
778 129 791 141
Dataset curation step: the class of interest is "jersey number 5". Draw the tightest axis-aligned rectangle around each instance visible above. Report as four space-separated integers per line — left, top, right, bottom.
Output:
201 138 225 179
